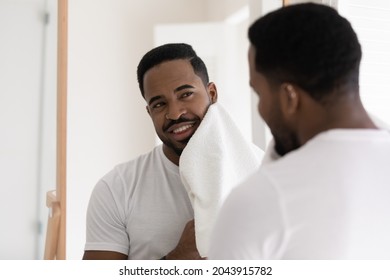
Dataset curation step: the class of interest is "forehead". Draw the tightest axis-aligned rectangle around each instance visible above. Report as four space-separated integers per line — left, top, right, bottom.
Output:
143 59 202 98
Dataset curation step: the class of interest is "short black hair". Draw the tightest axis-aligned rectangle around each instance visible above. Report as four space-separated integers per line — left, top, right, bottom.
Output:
137 43 209 98
248 3 362 102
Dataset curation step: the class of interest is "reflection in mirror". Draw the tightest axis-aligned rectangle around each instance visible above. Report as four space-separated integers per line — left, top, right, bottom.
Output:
0 0 282 259
0 0 57 259
66 0 282 259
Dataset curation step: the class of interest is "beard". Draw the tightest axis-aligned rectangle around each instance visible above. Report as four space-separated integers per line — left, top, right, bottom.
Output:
273 129 301 156
161 138 187 156
159 102 212 157
159 116 200 157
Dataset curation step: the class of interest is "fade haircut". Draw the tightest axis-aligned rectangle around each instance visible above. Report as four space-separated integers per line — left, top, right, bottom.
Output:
137 43 209 98
248 3 362 102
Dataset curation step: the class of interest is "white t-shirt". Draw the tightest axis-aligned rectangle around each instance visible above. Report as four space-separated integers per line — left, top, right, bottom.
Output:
84 145 194 259
209 129 390 259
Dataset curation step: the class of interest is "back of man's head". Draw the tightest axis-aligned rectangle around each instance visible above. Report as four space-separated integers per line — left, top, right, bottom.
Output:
248 3 362 103
137 43 209 98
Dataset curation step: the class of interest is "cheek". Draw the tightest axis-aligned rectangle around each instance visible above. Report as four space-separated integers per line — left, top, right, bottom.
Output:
150 113 164 130
192 95 211 116
257 97 268 123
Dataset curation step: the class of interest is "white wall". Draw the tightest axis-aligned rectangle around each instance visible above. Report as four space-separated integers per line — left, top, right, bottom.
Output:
67 0 210 259
338 0 390 126
38 0 58 259
0 0 57 259
207 0 248 21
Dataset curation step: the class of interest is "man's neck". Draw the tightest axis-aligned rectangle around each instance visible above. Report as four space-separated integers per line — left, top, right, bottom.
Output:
299 97 378 145
162 145 180 166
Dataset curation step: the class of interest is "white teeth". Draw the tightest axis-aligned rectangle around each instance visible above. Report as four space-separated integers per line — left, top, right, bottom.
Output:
173 124 194 134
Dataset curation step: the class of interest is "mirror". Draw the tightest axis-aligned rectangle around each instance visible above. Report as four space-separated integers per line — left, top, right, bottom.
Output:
65 0 389 260
0 0 282 259
65 0 281 259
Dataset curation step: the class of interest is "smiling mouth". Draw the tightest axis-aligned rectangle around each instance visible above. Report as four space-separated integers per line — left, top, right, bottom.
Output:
172 123 194 134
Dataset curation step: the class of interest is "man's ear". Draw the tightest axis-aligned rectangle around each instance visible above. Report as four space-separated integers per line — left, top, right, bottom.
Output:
280 83 299 117
207 82 218 104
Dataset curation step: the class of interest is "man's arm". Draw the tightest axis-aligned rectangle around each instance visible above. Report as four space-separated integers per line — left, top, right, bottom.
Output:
83 220 203 260
164 219 205 260
83 250 127 260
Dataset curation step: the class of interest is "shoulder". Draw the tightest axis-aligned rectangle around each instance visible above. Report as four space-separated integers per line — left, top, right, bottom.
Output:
209 169 282 259
91 146 163 199
102 145 163 184
115 145 163 174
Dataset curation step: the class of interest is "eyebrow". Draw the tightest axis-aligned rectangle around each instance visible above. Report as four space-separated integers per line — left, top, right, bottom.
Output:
174 84 195 93
148 95 162 106
148 84 195 106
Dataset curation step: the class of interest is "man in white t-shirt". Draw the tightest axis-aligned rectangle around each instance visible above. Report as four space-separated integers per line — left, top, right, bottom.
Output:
83 43 218 260
209 3 390 259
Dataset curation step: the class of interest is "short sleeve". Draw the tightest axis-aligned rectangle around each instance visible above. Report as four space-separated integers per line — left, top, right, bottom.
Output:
84 178 129 256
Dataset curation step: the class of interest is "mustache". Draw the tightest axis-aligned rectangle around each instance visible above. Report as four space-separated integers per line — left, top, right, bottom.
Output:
163 116 199 132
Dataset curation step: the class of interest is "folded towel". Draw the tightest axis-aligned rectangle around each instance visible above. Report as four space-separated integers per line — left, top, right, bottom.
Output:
179 103 264 257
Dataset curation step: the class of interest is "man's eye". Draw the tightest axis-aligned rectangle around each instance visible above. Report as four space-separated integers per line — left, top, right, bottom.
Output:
152 102 165 109
181 92 193 98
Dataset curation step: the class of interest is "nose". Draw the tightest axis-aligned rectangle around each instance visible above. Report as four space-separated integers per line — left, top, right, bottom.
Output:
166 102 186 120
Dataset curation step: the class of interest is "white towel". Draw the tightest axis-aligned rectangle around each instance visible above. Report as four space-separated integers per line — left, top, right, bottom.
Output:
179 103 264 257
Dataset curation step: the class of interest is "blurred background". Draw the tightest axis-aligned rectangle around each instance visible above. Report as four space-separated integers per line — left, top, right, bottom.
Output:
1 0 389 259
